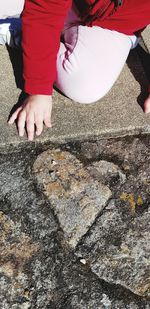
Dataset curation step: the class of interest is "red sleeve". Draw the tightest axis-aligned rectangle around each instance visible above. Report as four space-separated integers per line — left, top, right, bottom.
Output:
22 0 71 95
148 85 150 93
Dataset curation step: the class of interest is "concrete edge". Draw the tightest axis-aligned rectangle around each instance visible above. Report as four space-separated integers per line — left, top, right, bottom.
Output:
141 26 150 53
0 125 150 154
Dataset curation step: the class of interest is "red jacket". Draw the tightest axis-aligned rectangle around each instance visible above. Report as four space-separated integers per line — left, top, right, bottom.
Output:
22 0 150 95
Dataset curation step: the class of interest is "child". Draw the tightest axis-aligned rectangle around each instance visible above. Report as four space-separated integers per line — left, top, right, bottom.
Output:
3 0 150 140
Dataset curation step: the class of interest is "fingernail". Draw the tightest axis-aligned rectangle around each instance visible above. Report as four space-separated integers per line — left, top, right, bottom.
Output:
8 120 13 124
28 137 33 141
145 108 150 114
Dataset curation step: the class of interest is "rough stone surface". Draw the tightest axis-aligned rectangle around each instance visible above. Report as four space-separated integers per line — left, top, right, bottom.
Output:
142 26 150 53
75 137 150 298
76 200 150 297
86 160 126 186
0 150 60 309
1 139 150 308
0 24 150 308
32 149 112 248
0 129 150 309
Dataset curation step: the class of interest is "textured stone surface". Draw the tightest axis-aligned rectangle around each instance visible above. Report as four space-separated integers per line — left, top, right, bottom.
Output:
32 149 112 248
0 136 150 308
76 200 150 297
0 152 60 309
75 137 150 298
0 22 150 309
142 26 150 53
86 160 126 186
32 137 150 298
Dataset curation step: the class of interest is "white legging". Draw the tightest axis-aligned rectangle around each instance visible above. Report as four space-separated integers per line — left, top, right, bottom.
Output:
55 6 139 103
0 0 24 46
0 1 139 103
0 0 24 19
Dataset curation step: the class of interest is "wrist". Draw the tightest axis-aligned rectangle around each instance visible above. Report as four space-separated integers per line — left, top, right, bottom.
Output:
28 94 52 98
27 94 52 102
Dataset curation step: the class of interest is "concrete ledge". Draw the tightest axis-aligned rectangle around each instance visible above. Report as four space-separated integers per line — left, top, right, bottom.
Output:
0 44 150 151
141 26 150 53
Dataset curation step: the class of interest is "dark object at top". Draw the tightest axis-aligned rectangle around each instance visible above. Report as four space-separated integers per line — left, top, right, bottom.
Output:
74 0 124 25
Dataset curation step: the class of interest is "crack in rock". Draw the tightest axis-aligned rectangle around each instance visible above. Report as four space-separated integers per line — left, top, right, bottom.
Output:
75 200 150 298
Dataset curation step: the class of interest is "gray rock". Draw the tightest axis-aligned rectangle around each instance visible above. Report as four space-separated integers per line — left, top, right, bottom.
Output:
87 160 126 185
33 149 112 248
75 200 150 297
0 138 150 308
80 142 101 160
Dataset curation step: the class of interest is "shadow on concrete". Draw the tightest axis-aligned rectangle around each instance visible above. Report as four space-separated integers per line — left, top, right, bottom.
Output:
6 45 23 90
136 44 150 81
127 45 150 110
6 43 150 114
8 92 28 118
6 44 70 105
6 45 28 121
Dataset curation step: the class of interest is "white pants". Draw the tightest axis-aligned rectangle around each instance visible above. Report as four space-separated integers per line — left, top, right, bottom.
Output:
0 0 24 46
55 6 139 103
0 1 139 103
0 0 24 19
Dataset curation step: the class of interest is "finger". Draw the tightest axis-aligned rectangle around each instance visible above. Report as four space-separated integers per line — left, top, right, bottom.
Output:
8 107 22 124
35 118 43 136
17 111 26 137
144 98 150 114
26 114 35 141
44 114 52 128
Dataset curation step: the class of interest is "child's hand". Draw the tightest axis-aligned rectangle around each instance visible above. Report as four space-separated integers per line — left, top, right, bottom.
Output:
8 95 52 141
144 94 150 114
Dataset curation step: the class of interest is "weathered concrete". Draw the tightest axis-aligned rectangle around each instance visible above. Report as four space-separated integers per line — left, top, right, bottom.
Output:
142 26 150 53
0 44 150 150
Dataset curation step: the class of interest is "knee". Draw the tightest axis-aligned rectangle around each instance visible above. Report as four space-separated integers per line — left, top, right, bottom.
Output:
55 59 111 103
69 91 103 104
55 78 109 104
